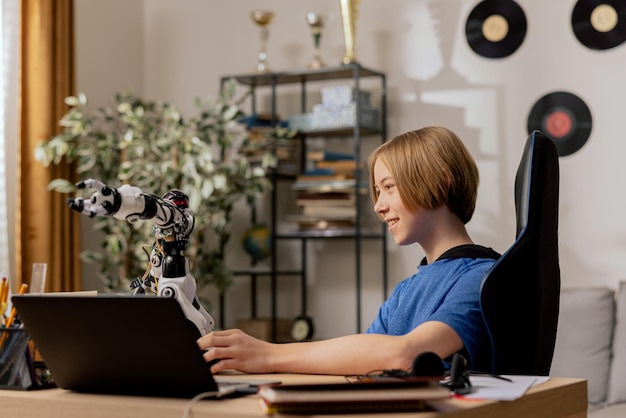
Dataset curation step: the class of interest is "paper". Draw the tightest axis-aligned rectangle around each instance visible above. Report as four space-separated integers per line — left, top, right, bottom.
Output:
461 375 550 401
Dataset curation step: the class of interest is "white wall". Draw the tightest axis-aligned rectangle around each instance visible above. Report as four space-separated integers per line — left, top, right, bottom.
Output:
74 0 145 291
75 0 626 339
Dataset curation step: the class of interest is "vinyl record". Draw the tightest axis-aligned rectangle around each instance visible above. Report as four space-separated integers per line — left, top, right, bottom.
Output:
572 0 626 50
465 0 527 58
527 92 593 156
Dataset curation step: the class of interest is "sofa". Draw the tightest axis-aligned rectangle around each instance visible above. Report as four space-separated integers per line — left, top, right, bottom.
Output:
550 282 626 417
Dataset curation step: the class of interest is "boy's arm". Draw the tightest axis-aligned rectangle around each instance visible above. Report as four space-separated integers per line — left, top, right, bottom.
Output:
200 321 462 375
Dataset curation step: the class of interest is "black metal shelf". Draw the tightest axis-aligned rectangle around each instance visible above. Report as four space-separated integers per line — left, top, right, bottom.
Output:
232 268 303 276
275 229 384 239
220 63 388 340
295 126 383 137
224 63 385 87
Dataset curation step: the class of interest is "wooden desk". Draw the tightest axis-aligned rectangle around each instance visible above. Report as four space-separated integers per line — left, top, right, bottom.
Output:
0 375 587 418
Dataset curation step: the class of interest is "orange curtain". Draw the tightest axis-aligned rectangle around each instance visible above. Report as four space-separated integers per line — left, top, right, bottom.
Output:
18 0 81 291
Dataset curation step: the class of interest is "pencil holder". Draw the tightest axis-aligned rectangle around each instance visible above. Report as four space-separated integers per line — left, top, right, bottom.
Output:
0 328 33 389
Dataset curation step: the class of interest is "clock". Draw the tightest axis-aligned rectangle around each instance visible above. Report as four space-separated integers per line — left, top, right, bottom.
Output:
290 315 314 342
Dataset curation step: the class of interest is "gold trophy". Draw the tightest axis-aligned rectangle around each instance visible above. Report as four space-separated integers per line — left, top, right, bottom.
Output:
306 12 328 69
250 10 275 73
339 0 360 65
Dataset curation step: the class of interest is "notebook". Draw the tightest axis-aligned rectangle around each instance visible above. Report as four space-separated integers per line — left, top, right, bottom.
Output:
11 294 277 398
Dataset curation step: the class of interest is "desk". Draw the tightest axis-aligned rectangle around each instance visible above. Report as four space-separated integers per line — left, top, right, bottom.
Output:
0 375 587 418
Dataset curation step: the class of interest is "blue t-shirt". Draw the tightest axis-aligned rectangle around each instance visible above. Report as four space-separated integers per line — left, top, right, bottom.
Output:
366 245 499 371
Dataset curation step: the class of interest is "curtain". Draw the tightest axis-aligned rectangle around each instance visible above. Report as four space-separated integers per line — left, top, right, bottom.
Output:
18 0 81 291
1 0 20 284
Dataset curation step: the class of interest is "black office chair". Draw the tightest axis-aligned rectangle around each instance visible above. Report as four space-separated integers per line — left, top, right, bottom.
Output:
480 130 561 376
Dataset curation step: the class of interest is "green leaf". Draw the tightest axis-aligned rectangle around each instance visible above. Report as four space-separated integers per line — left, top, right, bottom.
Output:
65 96 79 106
47 178 76 193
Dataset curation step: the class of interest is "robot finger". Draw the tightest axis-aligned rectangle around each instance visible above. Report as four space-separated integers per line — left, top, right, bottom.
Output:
66 197 86 214
77 178 107 192
67 197 109 218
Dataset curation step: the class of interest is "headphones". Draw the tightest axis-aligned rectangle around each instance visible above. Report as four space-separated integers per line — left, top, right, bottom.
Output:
411 351 445 377
379 351 472 395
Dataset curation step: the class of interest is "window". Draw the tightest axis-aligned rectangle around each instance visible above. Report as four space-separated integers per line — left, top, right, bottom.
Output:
0 0 19 281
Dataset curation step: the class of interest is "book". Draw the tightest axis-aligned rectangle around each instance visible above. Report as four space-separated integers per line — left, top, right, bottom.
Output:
315 159 359 175
296 173 351 182
296 198 355 207
302 205 357 217
292 179 360 192
295 218 356 231
257 381 450 414
306 150 355 162
297 191 354 205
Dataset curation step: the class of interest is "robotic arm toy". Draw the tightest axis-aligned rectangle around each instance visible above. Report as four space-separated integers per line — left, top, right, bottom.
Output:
67 179 215 338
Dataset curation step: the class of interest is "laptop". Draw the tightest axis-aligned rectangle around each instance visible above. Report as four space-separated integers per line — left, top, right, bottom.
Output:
11 294 278 398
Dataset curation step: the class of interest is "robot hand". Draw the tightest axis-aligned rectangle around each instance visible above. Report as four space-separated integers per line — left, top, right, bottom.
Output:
67 178 146 222
67 178 194 241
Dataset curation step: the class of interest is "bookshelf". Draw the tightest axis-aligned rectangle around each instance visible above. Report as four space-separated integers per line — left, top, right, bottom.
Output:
220 63 388 340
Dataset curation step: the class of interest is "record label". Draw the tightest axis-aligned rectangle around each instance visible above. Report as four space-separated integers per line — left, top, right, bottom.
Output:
483 15 509 42
465 0 527 58
527 92 593 156
544 110 573 139
591 4 619 32
572 0 626 50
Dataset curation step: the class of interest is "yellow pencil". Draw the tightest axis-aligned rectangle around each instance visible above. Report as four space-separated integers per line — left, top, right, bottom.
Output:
0 283 28 349
0 277 8 316
1 283 28 329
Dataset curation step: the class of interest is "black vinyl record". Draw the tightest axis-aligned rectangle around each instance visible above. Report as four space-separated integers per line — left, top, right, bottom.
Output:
465 0 527 58
572 0 626 50
527 92 593 156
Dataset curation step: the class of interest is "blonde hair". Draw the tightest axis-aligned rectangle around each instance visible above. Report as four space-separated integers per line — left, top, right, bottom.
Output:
367 126 479 224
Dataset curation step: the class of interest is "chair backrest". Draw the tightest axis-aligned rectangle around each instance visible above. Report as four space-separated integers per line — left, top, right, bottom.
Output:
480 130 561 376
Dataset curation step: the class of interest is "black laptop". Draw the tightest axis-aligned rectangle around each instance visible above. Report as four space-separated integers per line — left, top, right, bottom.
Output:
11 294 274 398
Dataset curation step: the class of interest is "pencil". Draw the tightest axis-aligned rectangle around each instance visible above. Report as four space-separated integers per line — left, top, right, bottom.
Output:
0 277 8 317
0 283 29 349
1 283 28 329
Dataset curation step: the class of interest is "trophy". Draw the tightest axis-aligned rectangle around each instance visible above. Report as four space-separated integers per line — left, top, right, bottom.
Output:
250 10 275 73
339 0 360 65
306 12 328 69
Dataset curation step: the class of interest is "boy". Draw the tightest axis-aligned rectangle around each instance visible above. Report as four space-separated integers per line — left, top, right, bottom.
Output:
198 126 499 374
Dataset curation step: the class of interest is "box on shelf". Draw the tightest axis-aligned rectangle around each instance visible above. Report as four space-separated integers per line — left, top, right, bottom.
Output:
320 85 371 109
287 84 379 131
288 106 379 131
312 102 379 131
287 113 317 131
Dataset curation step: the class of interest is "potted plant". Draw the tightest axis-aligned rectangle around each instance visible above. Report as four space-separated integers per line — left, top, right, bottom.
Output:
35 80 293 299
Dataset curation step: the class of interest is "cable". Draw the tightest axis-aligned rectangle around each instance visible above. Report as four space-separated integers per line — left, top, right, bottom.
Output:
181 390 220 418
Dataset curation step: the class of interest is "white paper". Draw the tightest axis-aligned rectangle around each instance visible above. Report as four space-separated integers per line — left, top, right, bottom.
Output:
461 375 550 401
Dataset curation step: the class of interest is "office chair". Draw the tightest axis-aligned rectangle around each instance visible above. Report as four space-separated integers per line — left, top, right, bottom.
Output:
480 130 561 376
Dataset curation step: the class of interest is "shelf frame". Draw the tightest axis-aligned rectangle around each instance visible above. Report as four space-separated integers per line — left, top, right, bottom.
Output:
219 63 388 339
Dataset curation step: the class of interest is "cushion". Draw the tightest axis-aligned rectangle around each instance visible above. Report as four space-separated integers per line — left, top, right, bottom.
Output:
589 402 626 418
607 281 626 404
550 287 615 404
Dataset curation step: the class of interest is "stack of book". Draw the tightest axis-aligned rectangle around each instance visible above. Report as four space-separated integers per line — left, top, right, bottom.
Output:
257 380 450 414
242 126 297 176
290 150 365 232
